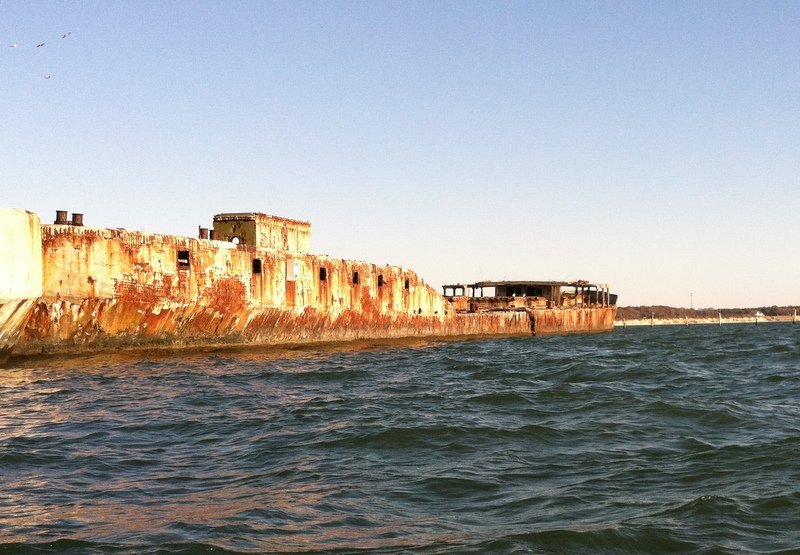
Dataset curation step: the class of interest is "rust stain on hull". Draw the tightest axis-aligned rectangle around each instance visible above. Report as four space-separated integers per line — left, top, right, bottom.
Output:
8 300 616 360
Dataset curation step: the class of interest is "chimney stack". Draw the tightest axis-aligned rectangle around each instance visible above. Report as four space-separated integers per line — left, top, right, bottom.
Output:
71 213 84 226
199 227 209 240
54 210 69 225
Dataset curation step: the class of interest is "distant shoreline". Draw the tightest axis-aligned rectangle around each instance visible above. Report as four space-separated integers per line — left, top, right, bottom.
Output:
615 315 797 327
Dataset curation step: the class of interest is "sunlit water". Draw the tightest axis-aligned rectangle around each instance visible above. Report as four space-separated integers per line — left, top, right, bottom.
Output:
2 324 799 554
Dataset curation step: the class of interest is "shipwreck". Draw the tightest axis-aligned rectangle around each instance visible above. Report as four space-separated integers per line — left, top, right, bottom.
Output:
0 208 617 364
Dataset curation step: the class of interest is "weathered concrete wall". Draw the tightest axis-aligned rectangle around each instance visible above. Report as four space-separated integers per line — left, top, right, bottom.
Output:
0 299 38 361
13 223 461 356
39 225 446 317
13 298 534 357
0 209 44 361
0 208 43 301
213 213 311 253
532 306 617 335
10 298 615 358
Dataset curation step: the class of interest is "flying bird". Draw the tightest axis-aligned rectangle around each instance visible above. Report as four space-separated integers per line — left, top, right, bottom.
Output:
44 74 52 79
62 32 71 38
9 43 17 48
36 42 45 47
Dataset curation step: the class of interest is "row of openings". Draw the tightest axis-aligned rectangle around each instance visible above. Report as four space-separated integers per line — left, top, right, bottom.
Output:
319 268 410 290
179 251 265 274
179 252 410 292
253 262 410 289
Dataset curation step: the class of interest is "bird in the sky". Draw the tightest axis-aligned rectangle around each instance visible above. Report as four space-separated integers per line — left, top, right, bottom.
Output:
44 74 52 79
62 32 71 38
36 42 45 47
9 43 17 47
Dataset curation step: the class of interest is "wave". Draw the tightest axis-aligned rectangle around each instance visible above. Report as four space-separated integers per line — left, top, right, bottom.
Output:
0 540 244 554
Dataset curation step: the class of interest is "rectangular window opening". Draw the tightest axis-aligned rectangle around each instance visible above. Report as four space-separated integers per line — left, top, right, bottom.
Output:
177 250 190 267
378 274 385 287
252 259 262 274
353 271 360 285
404 278 410 290
319 267 327 281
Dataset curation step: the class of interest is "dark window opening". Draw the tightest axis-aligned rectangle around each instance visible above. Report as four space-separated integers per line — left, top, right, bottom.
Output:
252 259 262 274
353 271 360 285
319 267 327 281
177 250 190 267
404 278 410 290
378 274 385 287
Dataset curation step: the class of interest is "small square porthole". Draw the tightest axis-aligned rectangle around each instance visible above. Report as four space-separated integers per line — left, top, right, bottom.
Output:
177 250 190 267
378 274 384 287
404 278 410 290
319 267 327 281
252 259 262 274
353 271 360 285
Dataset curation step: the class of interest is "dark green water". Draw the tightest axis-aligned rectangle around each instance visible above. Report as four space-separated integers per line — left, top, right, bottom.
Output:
1 324 799 554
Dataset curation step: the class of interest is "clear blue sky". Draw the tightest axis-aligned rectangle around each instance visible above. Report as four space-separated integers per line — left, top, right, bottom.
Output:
2 1 798 308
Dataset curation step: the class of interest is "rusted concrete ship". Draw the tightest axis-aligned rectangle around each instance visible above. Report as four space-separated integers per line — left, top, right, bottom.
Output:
0 208 617 363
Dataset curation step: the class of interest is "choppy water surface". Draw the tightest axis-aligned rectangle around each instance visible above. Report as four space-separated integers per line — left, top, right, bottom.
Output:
2 324 800 554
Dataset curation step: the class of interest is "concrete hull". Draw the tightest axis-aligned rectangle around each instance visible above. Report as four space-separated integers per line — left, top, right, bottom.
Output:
0 208 616 363
2 298 615 362
531 306 617 336
0 299 38 363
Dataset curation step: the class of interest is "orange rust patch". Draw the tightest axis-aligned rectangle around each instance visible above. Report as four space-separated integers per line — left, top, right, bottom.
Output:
22 302 54 339
203 278 247 312
114 280 177 304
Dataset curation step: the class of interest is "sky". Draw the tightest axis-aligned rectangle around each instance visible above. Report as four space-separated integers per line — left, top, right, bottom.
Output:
1 1 798 308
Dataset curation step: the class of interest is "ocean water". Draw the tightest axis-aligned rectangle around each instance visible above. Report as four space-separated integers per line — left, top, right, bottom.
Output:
1 323 799 554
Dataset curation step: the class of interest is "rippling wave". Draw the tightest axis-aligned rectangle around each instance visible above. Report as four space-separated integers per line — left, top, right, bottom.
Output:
2 324 800 553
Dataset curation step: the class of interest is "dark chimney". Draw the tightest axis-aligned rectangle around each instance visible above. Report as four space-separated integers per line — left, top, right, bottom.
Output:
209 230 216 240
71 213 84 226
199 227 209 240
54 210 69 225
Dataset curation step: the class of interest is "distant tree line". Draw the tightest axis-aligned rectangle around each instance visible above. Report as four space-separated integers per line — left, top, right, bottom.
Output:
616 305 799 320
